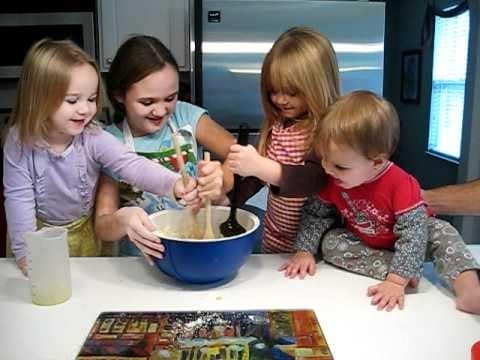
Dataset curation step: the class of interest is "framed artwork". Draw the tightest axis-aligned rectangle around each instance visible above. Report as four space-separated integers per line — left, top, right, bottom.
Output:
401 49 422 103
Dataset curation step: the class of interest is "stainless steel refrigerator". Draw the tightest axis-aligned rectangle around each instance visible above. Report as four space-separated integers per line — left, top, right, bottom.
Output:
195 0 385 131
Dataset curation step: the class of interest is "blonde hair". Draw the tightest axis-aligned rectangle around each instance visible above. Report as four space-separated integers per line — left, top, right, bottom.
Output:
258 27 340 155
9 38 103 145
315 90 400 160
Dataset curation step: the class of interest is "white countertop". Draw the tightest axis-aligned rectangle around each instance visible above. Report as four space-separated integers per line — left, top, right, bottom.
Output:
1 251 479 360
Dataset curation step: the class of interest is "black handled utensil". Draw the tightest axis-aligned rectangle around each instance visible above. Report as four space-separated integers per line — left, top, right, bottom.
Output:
220 124 249 237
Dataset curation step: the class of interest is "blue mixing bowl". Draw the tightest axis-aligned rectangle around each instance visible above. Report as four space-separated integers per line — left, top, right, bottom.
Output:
150 206 260 284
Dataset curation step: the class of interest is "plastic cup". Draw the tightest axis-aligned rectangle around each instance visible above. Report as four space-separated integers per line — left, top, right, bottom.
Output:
25 227 71 305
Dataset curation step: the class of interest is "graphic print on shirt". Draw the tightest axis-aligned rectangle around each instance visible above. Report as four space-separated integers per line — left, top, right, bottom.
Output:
118 135 197 214
339 191 391 236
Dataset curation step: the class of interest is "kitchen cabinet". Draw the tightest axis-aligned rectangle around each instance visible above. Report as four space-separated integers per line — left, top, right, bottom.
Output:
96 0 191 72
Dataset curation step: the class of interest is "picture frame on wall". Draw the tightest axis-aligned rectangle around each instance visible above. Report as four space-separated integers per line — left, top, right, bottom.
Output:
401 49 422 103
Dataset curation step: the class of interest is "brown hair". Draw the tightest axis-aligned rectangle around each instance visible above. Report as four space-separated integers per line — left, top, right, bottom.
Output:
258 27 340 155
9 38 102 145
315 90 400 160
106 35 179 123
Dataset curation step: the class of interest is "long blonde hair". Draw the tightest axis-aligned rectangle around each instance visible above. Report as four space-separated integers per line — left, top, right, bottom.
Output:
315 90 400 160
258 27 340 155
9 38 103 145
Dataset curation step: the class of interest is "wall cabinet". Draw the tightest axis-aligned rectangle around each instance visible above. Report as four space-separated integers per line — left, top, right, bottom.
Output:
97 0 191 72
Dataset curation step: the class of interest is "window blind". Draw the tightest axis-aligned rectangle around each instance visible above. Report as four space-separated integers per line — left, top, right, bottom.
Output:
427 10 469 160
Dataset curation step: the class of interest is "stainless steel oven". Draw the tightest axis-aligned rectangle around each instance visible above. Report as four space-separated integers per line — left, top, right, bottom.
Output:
0 12 95 78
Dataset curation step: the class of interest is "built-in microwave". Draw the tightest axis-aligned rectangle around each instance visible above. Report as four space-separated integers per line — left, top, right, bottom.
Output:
0 12 95 78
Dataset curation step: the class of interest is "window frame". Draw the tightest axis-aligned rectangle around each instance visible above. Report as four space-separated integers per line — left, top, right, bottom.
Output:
426 8 470 163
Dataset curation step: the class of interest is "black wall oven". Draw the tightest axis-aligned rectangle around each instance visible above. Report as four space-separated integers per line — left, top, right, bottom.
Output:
0 11 95 78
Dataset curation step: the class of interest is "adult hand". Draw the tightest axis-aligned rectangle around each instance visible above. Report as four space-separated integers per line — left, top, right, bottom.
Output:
197 159 224 202
227 144 262 178
116 207 165 264
367 273 408 311
16 256 28 276
279 251 316 279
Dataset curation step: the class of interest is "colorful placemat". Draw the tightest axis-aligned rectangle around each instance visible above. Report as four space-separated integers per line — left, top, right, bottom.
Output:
76 309 333 359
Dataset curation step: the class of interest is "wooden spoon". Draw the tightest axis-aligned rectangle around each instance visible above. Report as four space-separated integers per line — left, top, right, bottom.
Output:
203 152 215 239
172 133 201 238
172 133 189 184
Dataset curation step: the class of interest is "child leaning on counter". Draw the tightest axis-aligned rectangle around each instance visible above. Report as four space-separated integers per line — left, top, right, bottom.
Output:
3 39 200 276
281 90 480 314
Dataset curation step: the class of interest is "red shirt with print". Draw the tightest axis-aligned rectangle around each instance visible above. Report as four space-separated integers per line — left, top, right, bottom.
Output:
317 162 429 249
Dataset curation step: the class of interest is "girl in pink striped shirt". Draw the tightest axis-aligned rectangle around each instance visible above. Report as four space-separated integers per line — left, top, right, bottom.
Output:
227 27 340 253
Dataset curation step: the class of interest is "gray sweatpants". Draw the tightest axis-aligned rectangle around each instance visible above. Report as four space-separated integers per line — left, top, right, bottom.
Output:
321 217 480 289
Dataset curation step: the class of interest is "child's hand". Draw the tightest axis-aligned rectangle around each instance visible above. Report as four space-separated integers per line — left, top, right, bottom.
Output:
174 177 201 209
116 206 165 264
16 256 28 276
227 144 262 177
197 159 224 202
279 251 316 279
367 273 408 311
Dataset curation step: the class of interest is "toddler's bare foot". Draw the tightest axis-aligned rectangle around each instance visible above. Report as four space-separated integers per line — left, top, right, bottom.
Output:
456 287 480 314
453 270 480 315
